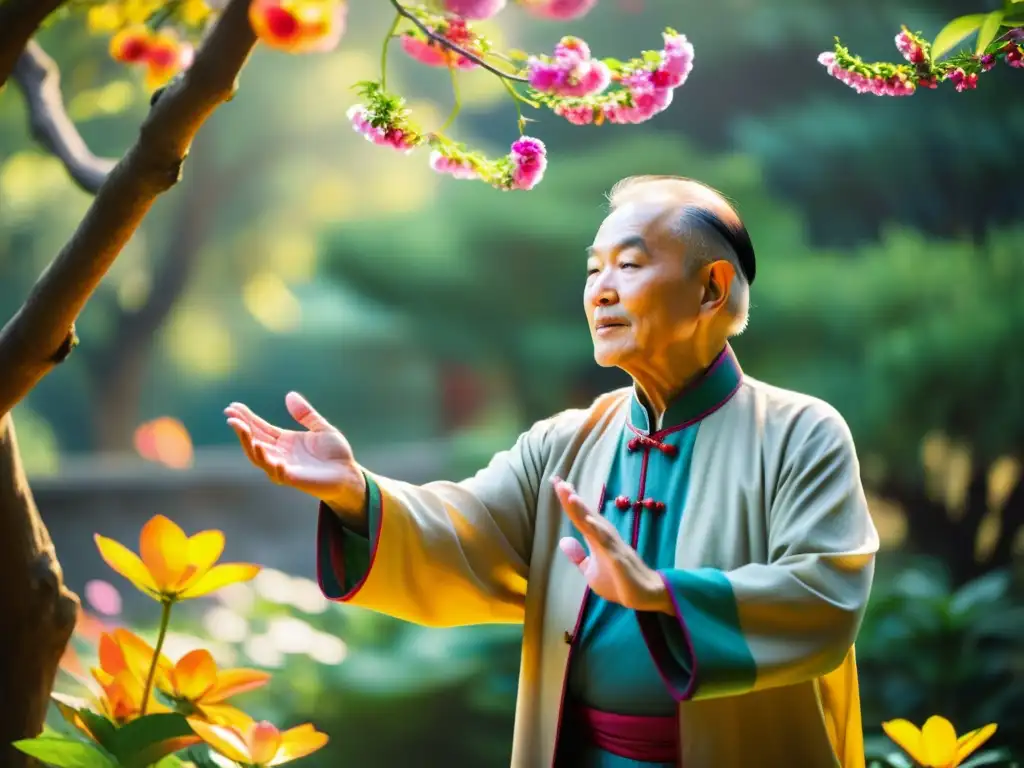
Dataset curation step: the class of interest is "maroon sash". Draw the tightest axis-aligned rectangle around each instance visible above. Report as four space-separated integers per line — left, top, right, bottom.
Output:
574 705 679 763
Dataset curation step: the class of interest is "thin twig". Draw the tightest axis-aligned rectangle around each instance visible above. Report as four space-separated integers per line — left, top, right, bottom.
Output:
387 0 528 82
12 40 117 195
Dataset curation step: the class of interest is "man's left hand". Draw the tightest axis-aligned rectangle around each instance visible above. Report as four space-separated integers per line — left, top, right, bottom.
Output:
552 476 675 616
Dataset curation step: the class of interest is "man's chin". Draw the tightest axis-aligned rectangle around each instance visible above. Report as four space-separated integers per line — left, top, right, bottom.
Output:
592 347 629 368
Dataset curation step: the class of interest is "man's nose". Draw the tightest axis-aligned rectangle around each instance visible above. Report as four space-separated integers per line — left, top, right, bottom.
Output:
588 273 618 307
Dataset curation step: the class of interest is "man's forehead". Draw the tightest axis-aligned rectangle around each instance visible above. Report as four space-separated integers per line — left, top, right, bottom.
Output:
590 199 680 252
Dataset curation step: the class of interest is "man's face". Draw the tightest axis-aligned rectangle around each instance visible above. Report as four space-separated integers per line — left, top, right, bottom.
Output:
584 198 704 369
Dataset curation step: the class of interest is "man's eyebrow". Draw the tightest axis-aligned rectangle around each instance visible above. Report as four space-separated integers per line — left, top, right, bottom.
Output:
586 235 648 258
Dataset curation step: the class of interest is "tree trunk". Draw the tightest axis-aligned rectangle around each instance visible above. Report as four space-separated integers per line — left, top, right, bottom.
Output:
0 415 79 768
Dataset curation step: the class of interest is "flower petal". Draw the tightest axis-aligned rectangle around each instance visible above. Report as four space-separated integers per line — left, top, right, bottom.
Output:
140 515 190 592
98 632 127 676
883 719 929 766
203 668 272 703
955 723 997 763
187 719 252 764
921 716 958 767
114 628 171 685
270 724 329 765
180 563 261 599
196 702 254 729
176 530 226 591
249 721 283 766
94 534 158 595
174 649 218 701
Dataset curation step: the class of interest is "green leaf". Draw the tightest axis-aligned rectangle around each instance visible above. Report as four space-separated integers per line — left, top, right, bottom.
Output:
950 570 1010 618
976 11 1006 54
960 747 1017 767
12 737 117 768
107 714 200 768
932 14 988 60
51 693 119 750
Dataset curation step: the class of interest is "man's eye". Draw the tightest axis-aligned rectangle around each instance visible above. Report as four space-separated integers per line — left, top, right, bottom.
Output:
620 262 638 269
586 268 599 276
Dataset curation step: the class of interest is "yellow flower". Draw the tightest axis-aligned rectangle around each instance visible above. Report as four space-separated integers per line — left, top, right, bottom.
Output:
883 716 998 768
86 4 125 33
95 515 260 602
161 648 271 726
188 718 329 766
179 0 212 26
123 0 163 24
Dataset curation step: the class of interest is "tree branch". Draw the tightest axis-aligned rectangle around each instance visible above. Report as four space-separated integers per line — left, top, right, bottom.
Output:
389 0 528 82
0 0 258 418
12 40 116 195
0 0 66 87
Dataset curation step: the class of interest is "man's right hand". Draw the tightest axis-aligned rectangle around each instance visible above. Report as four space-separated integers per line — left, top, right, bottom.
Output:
224 392 368 527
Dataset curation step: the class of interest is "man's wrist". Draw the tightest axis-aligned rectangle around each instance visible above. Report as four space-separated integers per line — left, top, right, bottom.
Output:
643 570 676 616
324 469 369 535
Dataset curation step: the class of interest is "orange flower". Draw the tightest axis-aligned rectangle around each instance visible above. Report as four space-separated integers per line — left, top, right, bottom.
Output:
883 716 998 768
161 648 270 726
95 515 260 602
249 0 346 54
188 719 328 766
110 25 152 63
91 629 170 720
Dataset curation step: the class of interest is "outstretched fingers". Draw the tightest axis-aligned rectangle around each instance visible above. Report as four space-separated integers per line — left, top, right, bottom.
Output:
285 391 331 432
225 402 282 442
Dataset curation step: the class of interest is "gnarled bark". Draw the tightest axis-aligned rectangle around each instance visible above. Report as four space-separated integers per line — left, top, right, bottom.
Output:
0 415 78 768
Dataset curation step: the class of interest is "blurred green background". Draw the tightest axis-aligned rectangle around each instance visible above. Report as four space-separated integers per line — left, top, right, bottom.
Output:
2 0 1023 764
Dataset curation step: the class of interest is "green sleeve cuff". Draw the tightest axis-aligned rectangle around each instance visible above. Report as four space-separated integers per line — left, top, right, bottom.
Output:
636 568 757 702
315 472 381 600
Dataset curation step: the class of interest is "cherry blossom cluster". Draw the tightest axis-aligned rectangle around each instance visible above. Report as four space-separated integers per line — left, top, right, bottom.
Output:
527 30 694 125
820 25 1023 96
344 12 692 190
81 0 695 191
346 81 548 190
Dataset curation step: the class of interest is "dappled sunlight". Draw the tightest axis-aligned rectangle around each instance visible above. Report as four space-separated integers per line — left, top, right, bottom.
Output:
165 306 237 379
243 271 303 333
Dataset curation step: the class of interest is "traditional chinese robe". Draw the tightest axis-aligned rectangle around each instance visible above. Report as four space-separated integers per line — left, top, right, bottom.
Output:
316 346 878 767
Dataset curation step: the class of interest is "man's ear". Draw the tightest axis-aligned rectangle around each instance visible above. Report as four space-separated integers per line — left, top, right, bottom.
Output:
701 260 736 312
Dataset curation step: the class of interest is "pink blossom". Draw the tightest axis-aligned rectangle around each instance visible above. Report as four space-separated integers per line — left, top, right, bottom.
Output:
947 68 978 92
430 151 479 180
657 31 694 87
980 53 996 71
1005 45 1023 68
818 54 915 96
400 33 477 69
519 0 598 21
347 104 419 153
554 102 596 125
443 0 506 19
508 136 547 190
894 30 925 64
527 36 611 98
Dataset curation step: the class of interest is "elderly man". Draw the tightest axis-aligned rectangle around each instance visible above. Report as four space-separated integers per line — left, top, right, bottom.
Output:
226 175 878 768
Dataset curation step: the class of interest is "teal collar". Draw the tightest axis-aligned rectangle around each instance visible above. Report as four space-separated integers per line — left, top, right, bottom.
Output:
629 345 743 435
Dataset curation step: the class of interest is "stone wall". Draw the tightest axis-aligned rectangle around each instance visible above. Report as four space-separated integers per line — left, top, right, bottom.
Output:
30 442 451 618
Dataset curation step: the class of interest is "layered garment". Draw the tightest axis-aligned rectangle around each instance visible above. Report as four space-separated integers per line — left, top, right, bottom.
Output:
316 346 879 767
